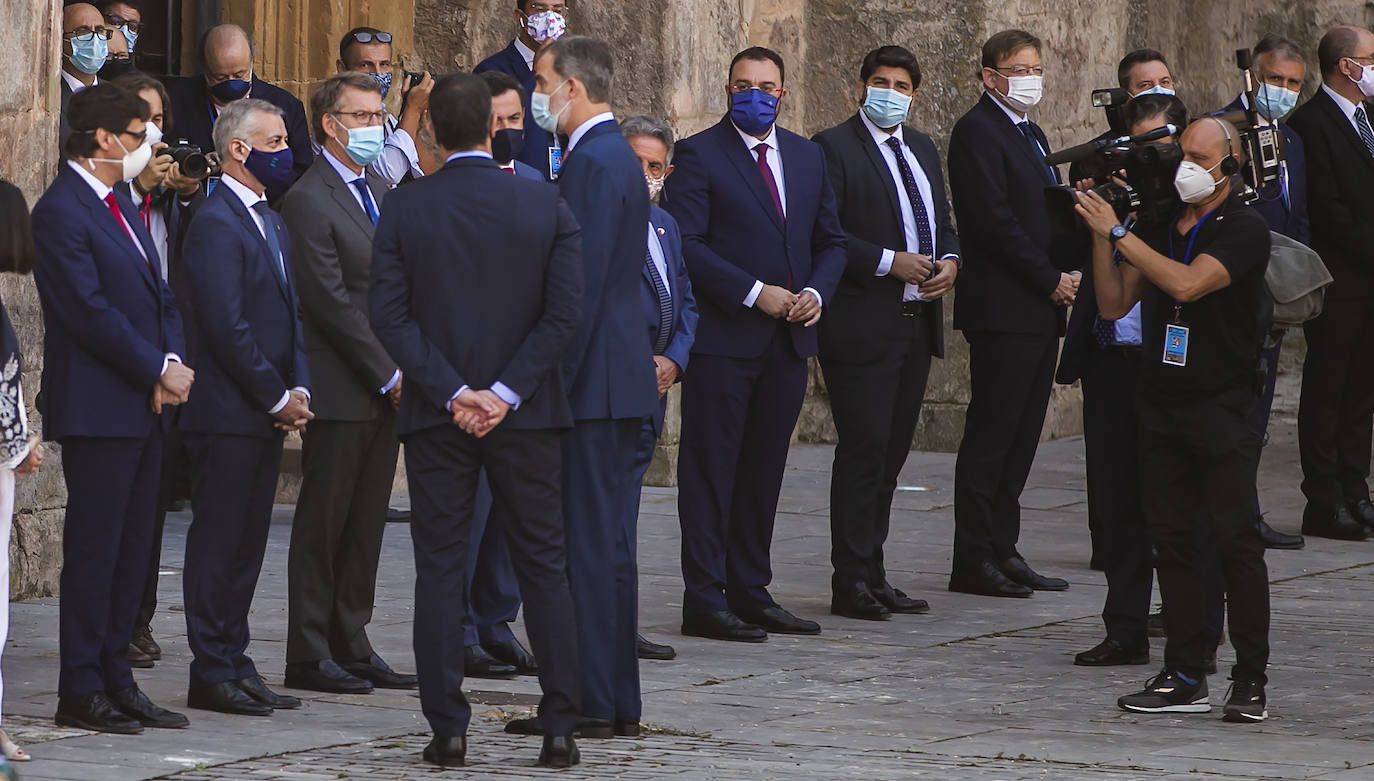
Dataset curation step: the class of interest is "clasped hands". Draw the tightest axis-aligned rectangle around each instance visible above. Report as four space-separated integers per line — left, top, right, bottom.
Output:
149 361 195 413
755 286 822 326
450 388 511 438
273 389 314 432
891 251 959 300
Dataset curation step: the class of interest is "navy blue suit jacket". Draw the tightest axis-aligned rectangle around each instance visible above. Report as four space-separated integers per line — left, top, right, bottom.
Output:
176 180 309 437
475 43 557 180
663 117 847 360
646 205 698 434
1223 96 1309 245
370 156 583 436
557 119 658 421
512 159 543 181
32 165 186 440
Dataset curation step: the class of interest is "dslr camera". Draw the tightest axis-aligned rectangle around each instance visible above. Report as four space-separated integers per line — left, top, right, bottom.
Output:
158 139 213 180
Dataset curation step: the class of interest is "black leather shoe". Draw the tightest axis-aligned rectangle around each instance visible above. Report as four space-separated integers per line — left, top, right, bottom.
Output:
482 638 538 675
636 634 676 660
949 560 1033 598
872 581 931 614
1074 638 1150 667
339 652 417 689
285 659 373 694
1350 499 1374 530
186 682 273 716
465 645 518 678
1303 505 1369 541
830 582 891 621
1256 518 1304 550
538 734 580 768
505 716 612 738
422 734 466 767
108 685 190 729
999 556 1069 591
681 610 767 642
614 719 641 737
235 675 301 709
55 692 145 734
735 605 821 635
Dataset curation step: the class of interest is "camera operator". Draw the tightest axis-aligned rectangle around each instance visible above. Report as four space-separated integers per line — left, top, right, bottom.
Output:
1069 50 1176 188
334 27 435 185
1076 118 1272 723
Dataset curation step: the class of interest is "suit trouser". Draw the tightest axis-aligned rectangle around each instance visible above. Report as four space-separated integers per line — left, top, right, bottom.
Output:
1138 394 1269 684
819 319 932 593
1249 337 1282 520
405 423 580 739
183 432 283 688
1299 299 1374 513
565 417 642 721
678 328 809 615
286 411 399 664
58 431 161 697
952 331 1058 570
461 471 522 649
137 427 183 628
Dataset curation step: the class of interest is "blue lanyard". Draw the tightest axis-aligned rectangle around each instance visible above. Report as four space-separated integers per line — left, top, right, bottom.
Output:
1167 206 1220 309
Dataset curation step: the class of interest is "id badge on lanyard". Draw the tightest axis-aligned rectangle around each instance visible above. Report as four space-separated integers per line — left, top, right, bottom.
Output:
548 147 564 180
1163 209 1217 367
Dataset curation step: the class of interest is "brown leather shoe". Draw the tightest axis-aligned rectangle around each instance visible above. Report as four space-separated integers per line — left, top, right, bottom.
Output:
127 643 155 668
130 624 162 661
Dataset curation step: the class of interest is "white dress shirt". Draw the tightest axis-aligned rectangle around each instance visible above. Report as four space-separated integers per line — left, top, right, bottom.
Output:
991 92 1047 157
566 112 616 154
1321 83 1373 141
646 221 670 298
60 70 95 94
372 111 423 186
514 38 536 71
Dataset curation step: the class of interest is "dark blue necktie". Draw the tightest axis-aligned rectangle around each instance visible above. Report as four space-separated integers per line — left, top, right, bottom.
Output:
251 201 288 289
352 178 379 226
1018 121 1055 183
645 248 673 355
884 136 934 257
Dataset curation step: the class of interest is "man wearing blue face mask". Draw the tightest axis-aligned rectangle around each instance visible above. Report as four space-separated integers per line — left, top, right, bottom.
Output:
475 0 570 180
59 4 113 157
812 46 957 622
98 0 141 56
336 27 433 186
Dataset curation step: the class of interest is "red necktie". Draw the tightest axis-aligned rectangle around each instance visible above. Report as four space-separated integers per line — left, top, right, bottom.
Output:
505 166 516 175
753 142 785 223
103 192 149 268
139 193 152 231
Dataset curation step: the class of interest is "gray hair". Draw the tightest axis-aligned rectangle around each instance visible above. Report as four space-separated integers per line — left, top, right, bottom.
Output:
621 114 675 163
310 71 382 145
212 98 284 157
539 36 613 104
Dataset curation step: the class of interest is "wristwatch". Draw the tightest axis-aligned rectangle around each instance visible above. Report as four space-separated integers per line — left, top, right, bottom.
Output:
1108 224 1128 244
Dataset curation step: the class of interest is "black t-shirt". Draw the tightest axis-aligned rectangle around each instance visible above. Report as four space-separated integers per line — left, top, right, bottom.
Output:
1134 194 1272 405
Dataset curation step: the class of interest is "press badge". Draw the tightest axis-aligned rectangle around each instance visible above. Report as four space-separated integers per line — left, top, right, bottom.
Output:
1163 324 1189 366
549 147 564 180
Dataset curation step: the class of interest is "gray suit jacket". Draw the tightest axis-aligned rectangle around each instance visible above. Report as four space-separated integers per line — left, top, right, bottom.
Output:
280 154 397 421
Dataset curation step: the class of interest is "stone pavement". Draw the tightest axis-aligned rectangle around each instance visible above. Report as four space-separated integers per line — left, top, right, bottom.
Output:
7 397 1374 780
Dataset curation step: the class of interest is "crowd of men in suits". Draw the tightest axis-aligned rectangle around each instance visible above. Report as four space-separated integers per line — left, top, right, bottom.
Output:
35 0 1374 766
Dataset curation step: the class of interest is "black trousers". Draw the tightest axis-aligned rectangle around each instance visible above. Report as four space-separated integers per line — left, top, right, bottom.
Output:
286 411 400 664
1299 299 1374 513
137 427 183 629
405 424 580 739
1080 346 1151 649
953 331 1058 570
1138 394 1269 683
820 318 932 593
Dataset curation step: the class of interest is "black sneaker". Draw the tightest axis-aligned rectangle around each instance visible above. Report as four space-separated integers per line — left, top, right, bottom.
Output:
1118 670 1209 714
1222 679 1267 723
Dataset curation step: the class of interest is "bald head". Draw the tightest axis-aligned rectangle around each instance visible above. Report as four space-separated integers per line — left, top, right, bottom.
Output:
1181 118 1241 172
63 3 103 32
200 23 254 80
1318 25 1374 80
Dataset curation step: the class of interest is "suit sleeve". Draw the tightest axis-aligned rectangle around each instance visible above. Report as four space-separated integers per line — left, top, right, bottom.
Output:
280 230 311 391
920 137 961 259
661 218 697 374
1290 118 1374 265
1285 131 1311 248
558 158 620 380
662 141 761 310
161 276 186 359
281 191 395 391
805 149 848 304
499 197 584 398
812 133 886 281
181 210 290 411
368 198 466 412
287 99 313 184
947 122 1062 296
30 210 165 391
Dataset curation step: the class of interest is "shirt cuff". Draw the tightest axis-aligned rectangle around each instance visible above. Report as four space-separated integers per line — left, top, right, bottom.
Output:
161 353 182 376
380 369 401 395
876 249 895 277
292 386 311 401
490 382 522 410
801 287 823 308
268 390 291 414
450 385 469 402
940 254 960 268
743 280 764 308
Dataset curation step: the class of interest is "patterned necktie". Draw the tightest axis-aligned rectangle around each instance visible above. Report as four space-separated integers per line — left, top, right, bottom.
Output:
251 201 288 289
884 136 934 257
1018 121 1055 183
753 142 785 222
351 178 379 226
1356 106 1374 159
645 248 673 355
1091 217 1136 347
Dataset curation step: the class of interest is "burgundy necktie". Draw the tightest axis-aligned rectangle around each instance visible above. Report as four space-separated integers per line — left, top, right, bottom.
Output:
753 143 785 223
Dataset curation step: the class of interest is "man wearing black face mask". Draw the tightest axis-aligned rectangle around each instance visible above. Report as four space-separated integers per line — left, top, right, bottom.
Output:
481 71 542 180
475 0 570 180
99 22 135 81
165 24 312 198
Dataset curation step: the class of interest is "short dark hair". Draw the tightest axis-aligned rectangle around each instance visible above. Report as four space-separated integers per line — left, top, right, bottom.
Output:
0 180 35 276
730 46 786 86
112 71 171 131
860 45 921 89
1117 48 1168 90
98 0 139 16
339 25 389 65
1318 26 1363 78
981 29 1041 69
1254 33 1306 67
64 83 151 160
1122 93 1188 133
539 36 613 103
310 71 382 145
479 70 525 103
429 73 493 152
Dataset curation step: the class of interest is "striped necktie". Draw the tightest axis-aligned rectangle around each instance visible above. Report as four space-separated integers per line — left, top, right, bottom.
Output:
1356 106 1374 158
645 248 673 355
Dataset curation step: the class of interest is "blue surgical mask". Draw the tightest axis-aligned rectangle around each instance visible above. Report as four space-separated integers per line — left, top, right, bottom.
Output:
1135 85 1175 97
119 24 137 51
341 124 385 166
730 88 779 137
67 32 108 76
241 143 295 191
369 72 392 99
1254 82 1299 120
861 86 912 129
531 80 568 134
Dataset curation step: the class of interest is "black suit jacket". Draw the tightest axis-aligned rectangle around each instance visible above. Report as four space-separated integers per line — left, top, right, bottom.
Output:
369 156 583 437
948 94 1068 336
59 77 74 159
1287 87 1374 301
813 114 959 362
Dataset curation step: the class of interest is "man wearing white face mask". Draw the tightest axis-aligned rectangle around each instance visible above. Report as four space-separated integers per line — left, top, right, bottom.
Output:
1076 117 1273 724
475 0 571 180
947 29 1075 599
1288 26 1374 543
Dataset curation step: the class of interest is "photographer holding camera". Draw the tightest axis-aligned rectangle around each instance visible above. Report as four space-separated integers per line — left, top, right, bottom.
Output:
1076 117 1272 723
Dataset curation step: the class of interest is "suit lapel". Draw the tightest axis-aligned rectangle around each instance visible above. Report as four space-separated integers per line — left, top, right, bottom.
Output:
74 175 159 295
324 166 375 238
221 188 292 302
1318 90 1374 172
115 187 164 281
716 119 785 233
981 95 1054 183
849 114 904 230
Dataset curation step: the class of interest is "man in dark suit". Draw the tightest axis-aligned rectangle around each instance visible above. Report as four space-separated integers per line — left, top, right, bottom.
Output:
474 0 568 179
279 73 416 695
369 73 584 769
947 29 1076 599
165 24 312 198
812 46 958 622
33 83 191 734
1286 26 1374 542
664 46 847 642
178 98 314 717
59 4 111 157
622 113 700 663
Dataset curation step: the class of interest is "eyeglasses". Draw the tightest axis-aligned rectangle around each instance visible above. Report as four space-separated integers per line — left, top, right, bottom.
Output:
63 27 113 41
730 83 782 96
105 16 141 33
347 31 392 45
993 65 1046 77
120 127 148 145
333 110 386 125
